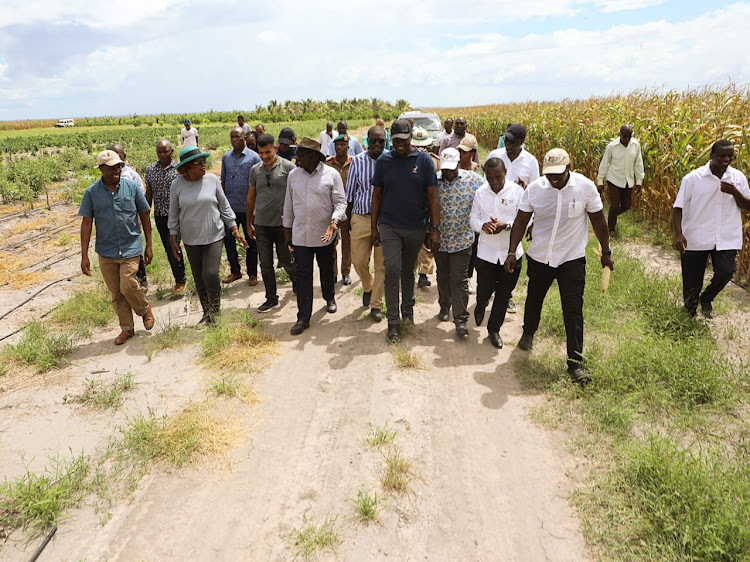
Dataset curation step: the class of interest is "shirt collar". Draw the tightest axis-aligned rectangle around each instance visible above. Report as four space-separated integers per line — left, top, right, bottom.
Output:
699 162 733 180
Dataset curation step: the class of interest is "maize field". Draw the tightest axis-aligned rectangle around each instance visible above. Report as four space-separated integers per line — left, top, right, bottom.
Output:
435 84 750 286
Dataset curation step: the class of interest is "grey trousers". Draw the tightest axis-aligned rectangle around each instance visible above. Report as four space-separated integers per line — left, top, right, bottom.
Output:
379 224 425 326
435 247 472 325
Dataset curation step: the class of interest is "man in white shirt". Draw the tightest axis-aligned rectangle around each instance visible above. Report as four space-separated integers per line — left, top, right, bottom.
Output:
283 138 347 336
237 115 251 136
470 158 524 349
486 124 540 188
673 139 750 318
505 149 613 384
597 124 645 236
318 122 334 152
181 120 199 147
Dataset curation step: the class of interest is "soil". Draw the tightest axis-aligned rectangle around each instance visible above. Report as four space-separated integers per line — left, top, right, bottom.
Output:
0 199 591 560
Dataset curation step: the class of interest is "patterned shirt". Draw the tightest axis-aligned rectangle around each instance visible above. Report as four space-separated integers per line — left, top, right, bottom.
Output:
437 169 485 253
121 165 144 191
345 150 379 215
221 147 261 212
144 160 179 217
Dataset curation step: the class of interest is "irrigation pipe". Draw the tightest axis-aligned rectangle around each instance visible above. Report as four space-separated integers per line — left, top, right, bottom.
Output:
0 275 79 322
27 525 57 562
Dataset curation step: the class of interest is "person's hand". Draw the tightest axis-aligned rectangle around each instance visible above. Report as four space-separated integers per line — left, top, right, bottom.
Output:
428 229 441 252
720 181 738 196
597 184 605 194
233 229 249 249
321 222 338 244
482 221 496 234
601 254 614 270
674 234 687 253
247 222 256 241
284 233 294 254
81 255 91 276
525 224 533 241
371 229 380 248
171 239 182 261
144 244 153 265
504 254 517 274
515 178 527 188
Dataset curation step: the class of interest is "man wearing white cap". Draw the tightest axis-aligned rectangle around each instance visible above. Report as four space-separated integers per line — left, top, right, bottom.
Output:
434 148 485 337
79 150 155 345
505 148 613 383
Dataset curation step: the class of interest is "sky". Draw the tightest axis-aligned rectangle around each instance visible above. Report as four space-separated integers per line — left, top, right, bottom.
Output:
1 0 749 120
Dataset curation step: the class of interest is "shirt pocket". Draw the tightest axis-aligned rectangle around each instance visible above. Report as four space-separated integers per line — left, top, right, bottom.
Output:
568 201 584 218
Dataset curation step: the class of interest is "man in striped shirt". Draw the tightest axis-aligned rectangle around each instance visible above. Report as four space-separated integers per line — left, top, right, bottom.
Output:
345 126 387 322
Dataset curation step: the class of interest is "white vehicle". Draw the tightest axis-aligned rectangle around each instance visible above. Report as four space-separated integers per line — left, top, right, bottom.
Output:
398 111 442 141
55 118 75 127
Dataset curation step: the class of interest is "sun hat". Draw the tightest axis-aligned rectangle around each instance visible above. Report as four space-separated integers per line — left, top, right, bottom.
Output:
97 150 123 167
278 127 296 146
542 148 571 174
505 124 527 142
457 137 478 151
296 137 326 161
411 127 433 147
440 147 460 170
390 119 412 140
175 146 210 169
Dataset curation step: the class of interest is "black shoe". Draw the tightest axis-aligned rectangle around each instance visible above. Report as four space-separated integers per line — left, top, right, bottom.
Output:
417 274 431 288
258 299 280 313
363 291 372 308
474 307 485 326
290 321 310 335
370 308 383 322
518 332 534 351
506 299 517 313
568 366 591 385
489 331 503 349
342 275 352 286
386 325 400 343
437 308 450 322
700 300 713 319
403 314 414 326
292 280 297 295
333 276 338 285
455 323 469 337
326 299 337 313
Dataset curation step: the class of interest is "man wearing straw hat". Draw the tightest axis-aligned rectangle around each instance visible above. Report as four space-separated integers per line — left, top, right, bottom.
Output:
283 138 347 335
412 127 439 289
673 139 750 318
505 148 613 384
79 150 155 345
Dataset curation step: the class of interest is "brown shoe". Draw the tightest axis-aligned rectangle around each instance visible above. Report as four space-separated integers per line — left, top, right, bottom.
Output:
114 330 135 345
222 273 242 284
173 283 186 294
141 304 155 330
248 275 259 286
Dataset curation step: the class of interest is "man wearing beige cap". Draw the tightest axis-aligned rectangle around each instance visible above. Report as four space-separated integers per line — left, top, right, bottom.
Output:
412 127 439 289
79 150 155 345
505 148 612 384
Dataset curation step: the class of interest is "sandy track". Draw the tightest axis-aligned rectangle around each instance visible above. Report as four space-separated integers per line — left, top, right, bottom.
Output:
1 260 589 560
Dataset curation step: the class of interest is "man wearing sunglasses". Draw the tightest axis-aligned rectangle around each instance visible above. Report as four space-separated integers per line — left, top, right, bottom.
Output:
247 134 298 312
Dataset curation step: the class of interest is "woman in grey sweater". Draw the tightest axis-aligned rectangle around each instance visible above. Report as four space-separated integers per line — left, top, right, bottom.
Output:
169 146 247 323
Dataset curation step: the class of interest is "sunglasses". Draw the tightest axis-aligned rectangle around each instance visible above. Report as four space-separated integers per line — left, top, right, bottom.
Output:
266 173 271 187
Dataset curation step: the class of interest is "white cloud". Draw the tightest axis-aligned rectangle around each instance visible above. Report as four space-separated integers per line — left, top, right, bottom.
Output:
593 0 668 12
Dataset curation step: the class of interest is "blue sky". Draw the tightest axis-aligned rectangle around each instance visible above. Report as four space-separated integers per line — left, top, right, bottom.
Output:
1 0 748 120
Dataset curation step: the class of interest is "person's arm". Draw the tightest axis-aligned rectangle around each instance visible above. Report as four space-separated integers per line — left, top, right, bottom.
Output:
634 143 645 187
673 207 686 252
425 184 441 251
80 217 93 276
589 210 614 269
245 183 257 240
597 143 611 192
721 180 750 210
371 185 383 247
145 182 154 208
504 210 533 273
139 210 153 265
282 174 295 251
220 156 227 190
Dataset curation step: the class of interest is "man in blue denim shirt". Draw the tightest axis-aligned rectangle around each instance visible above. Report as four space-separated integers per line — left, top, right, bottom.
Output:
221 127 261 285
79 150 154 345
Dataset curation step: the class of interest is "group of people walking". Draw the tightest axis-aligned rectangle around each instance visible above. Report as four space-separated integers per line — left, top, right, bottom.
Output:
78 113 750 383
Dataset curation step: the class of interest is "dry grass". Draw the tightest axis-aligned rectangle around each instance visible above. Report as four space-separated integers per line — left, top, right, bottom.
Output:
391 345 423 370
380 449 414 494
208 373 259 405
200 311 278 374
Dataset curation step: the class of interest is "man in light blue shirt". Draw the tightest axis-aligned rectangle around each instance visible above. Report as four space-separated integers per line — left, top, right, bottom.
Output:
79 150 154 345
327 120 363 157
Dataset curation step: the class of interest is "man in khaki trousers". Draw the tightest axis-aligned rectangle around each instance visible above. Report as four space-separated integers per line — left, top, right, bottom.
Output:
79 150 155 345
345 126 387 322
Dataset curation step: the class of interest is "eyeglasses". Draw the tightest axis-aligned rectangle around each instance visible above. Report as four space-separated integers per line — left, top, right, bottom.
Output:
192 159 207 167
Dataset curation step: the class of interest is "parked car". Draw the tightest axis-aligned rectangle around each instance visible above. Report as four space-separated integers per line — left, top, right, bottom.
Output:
55 119 75 127
397 111 442 141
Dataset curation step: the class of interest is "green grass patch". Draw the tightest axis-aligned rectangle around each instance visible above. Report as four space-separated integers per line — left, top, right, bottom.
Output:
75 371 135 409
291 515 342 559
366 423 398 447
380 449 413 494
200 310 277 373
51 283 114 336
2 321 77 372
207 373 258 405
351 490 381 524
390 345 423 369
145 321 189 360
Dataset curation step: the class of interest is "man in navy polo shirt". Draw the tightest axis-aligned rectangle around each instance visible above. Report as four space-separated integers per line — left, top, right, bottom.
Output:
371 119 441 343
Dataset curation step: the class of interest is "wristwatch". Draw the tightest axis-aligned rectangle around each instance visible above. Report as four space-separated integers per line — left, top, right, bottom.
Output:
602 249 612 256
429 224 440 233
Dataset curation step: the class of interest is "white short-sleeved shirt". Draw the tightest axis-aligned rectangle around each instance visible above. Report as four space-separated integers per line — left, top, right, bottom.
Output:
486 147 540 187
181 127 199 147
470 180 525 265
520 172 603 267
673 163 750 251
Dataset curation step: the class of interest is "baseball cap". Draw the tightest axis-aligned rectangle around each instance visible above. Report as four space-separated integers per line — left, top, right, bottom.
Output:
390 119 412 140
184 119 191 125
278 127 296 145
440 147 460 170
97 150 123 167
542 148 571 174
333 134 349 143
505 124 527 142
457 137 478 151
